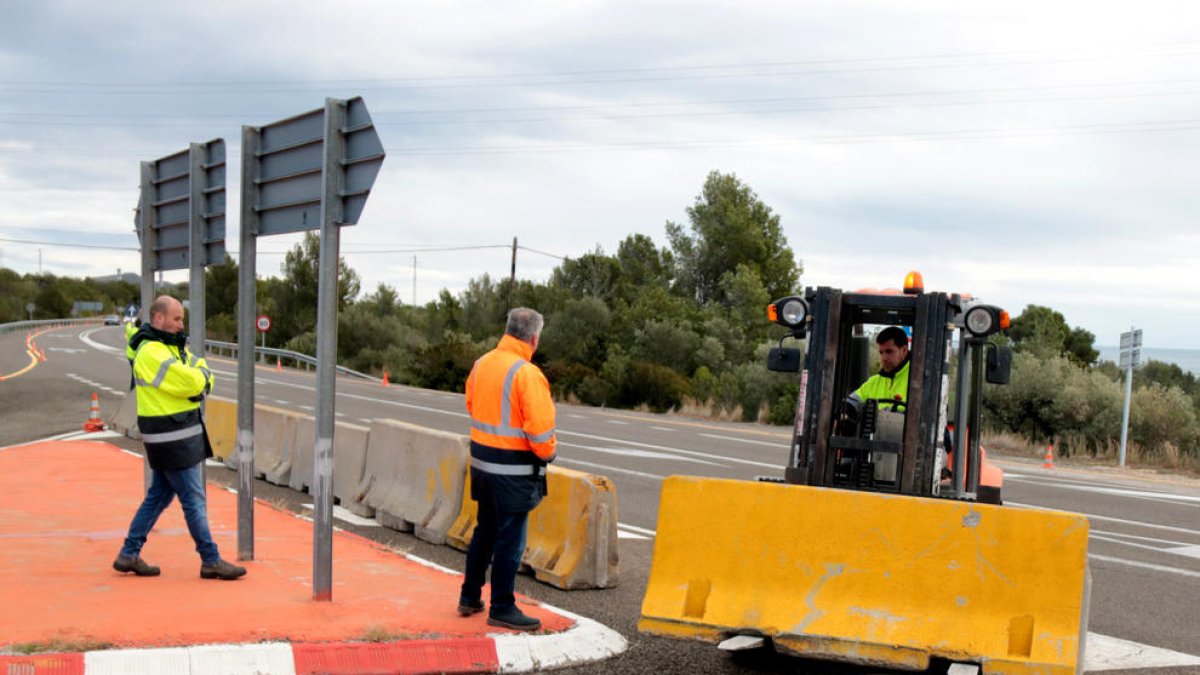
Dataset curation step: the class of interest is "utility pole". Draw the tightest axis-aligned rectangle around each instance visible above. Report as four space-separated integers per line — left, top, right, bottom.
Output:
411 255 417 306
509 236 518 311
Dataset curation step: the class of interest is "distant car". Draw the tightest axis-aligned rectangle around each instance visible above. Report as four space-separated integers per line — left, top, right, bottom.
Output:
103 314 120 326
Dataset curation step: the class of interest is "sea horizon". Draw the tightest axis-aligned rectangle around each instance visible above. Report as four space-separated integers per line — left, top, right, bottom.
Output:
1095 345 1200 377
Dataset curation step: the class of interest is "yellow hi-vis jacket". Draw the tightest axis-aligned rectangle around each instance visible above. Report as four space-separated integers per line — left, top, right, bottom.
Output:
124 321 138 363
131 328 214 471
852 359 910 411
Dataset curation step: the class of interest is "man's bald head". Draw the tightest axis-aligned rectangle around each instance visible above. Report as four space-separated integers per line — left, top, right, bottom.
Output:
149 296 185 334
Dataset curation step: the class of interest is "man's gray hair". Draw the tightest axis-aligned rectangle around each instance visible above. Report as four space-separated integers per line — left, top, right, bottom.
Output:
505 307 544 342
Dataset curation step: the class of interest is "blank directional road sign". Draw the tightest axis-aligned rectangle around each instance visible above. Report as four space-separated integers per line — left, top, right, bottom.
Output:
136 139 227 271
248 97 384 235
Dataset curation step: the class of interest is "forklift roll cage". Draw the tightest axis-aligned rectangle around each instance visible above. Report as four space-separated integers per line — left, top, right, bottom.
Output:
768 285 1011 503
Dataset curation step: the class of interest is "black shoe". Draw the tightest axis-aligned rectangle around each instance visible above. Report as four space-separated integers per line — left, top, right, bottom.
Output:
457 598 485 616
487 606 542 631
200 559 247 580
113 555 160 577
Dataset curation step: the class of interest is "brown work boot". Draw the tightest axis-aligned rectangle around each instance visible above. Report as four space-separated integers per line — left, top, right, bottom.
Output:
113 555 160 577
200 559 247 580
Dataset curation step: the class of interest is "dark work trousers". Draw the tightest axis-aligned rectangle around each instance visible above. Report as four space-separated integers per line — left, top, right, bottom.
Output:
461 489 529 613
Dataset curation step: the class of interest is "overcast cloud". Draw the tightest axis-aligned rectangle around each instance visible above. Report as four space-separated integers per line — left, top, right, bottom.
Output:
1 1 1198 348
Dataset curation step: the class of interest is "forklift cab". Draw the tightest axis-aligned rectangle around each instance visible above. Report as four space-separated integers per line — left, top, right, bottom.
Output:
766 272 1011 503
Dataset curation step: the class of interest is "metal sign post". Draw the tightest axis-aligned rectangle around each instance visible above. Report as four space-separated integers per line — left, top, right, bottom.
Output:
236 97 384 600
1117 327 1142 468
136 139 226 490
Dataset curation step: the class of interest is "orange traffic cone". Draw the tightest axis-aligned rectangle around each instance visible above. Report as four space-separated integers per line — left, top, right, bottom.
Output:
1042 444 1055 469
275 357 282 372
82 393 105 432
381 369 390 387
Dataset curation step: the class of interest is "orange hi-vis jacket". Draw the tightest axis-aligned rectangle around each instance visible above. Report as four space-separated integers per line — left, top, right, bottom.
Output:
466 334 557 465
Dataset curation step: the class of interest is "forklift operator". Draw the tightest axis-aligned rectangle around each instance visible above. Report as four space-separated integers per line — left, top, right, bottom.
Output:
849 326 910 412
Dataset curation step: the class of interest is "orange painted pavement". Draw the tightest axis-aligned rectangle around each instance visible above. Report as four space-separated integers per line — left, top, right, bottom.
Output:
0 440 572 650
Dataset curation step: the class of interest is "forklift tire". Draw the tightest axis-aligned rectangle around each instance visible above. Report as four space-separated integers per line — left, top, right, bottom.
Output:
977 485 1003 505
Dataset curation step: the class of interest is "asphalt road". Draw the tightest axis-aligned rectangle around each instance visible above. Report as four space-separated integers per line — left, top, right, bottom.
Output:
3 324 1199 675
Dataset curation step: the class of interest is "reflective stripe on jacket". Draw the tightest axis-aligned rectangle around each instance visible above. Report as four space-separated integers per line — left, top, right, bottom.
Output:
853 359 910 411
134 338 214 471
465 334 557 463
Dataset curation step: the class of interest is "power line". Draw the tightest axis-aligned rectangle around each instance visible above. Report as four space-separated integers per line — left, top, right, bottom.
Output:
3 40 1199 93
0 236 137 251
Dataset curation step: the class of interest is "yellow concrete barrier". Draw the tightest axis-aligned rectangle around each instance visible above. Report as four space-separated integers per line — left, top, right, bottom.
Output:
448 465 620 590
203 396 237 460
639 476 1090 674
360 419 468 545
446 469 476 552
525 466 619 589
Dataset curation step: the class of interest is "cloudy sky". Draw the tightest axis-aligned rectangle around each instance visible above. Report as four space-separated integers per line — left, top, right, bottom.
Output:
2 1 1197 349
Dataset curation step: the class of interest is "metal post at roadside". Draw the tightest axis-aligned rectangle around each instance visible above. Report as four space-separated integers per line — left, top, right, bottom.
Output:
236 125 261 561
312 97 347 601
138 162 157 493
187 143 207 360
1117 327 1141 468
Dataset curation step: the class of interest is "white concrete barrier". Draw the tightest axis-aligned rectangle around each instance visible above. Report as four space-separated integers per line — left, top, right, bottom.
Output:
288 419 373 518
359 419 468 545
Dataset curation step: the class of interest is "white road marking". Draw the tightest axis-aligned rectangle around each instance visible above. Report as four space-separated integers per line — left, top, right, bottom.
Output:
617 528 650 541
46 347 86 354
1006 474 1200 505
607 419 629 425
1089 553 1200 579
618 522 657 537
559 429 780 470
1087 632 1200 670
300 503 380 527
700 432 786 449
561 441 723 466
651 426 675 432
556 457 665 481
78 327 125 354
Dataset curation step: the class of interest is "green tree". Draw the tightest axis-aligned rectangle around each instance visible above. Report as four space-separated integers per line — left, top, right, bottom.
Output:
666 170 800 304
270 232 361 346
1008 305 1097 366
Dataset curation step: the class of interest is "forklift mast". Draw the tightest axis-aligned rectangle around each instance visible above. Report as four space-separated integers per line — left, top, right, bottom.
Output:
767 277 1011 503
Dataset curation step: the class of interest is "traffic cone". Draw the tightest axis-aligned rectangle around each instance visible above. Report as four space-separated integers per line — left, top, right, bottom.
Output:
275 357 282 372
1042 444 1055 469
82 393 105 432
381 369 390 387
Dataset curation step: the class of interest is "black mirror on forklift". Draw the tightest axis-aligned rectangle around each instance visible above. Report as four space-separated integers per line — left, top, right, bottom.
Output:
767 347 802 373
985 344 1012 385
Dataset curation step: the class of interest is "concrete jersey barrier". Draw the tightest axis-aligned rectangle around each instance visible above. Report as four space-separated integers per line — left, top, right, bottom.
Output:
447 465 620 590
360 419 468 545
288 418 374 518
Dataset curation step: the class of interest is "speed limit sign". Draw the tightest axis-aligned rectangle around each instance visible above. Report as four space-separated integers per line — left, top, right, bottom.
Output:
255 314 272 333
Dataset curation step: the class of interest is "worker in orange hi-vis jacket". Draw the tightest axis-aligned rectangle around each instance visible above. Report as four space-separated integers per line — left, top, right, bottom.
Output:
457 307 556 631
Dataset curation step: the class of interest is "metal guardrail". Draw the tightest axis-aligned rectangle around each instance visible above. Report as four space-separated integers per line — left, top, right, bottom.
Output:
206 339 378 382
0 317 102 336
0 321 378 382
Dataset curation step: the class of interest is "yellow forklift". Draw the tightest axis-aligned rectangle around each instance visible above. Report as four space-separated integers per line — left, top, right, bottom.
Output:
639 273 1091 675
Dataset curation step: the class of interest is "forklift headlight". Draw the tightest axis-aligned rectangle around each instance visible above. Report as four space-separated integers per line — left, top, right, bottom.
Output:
964 305 1007 337
767 296 808 328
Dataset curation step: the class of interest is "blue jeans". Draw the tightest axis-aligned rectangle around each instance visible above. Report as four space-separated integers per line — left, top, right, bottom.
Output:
120 462 220 565
461 497 529 613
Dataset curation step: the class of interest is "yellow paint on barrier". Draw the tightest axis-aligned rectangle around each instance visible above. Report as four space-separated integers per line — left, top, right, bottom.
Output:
204 396 237 460
639 476 1090 674
447 465 620 590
